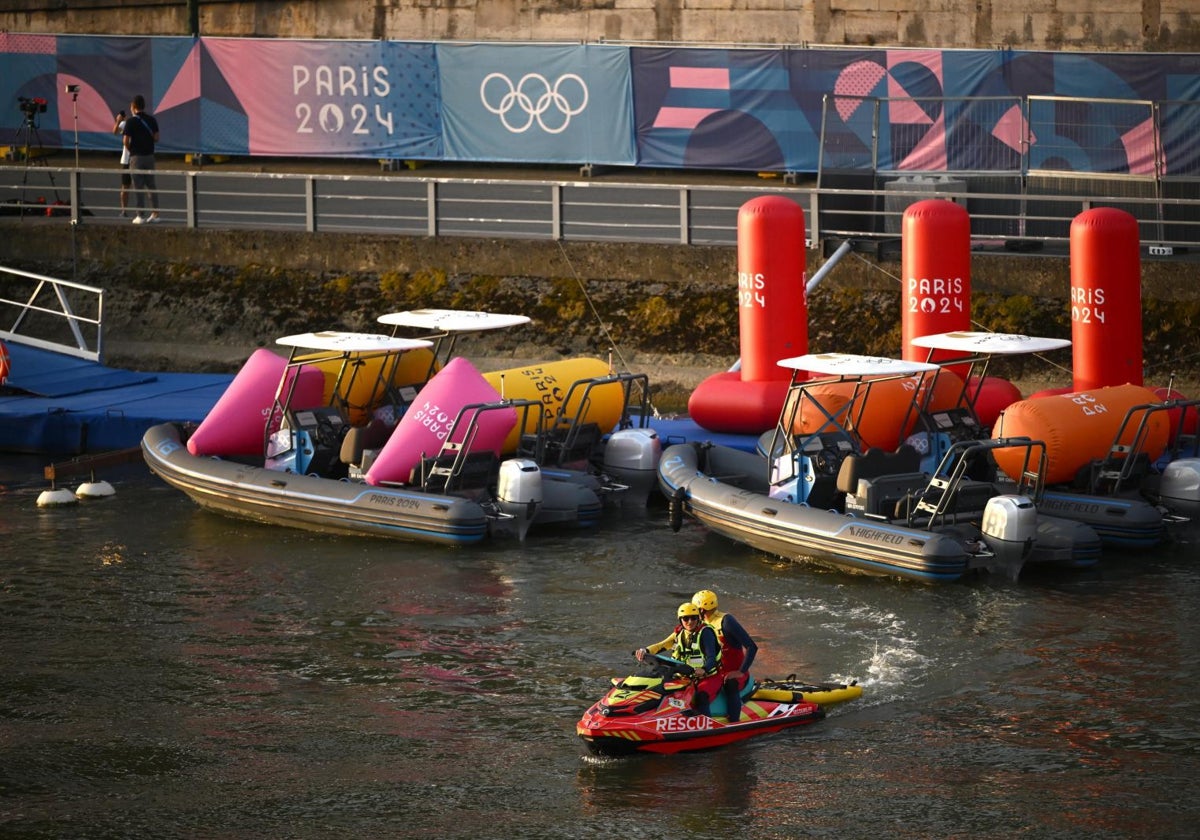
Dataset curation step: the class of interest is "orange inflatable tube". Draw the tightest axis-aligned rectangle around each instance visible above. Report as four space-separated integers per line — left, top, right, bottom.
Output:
790 369 964 451
991 384 1169 485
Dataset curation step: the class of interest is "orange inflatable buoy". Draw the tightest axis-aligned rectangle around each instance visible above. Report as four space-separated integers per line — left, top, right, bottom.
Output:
991 384 1170 485
789 369 964 452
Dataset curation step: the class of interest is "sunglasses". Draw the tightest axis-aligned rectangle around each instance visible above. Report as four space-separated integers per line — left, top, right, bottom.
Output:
680 615 700 622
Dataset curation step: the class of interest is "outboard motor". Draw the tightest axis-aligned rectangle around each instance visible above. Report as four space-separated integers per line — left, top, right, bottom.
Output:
496 458 542 540
980 494 1036 578
1153 458 1200 517
602 428 662 507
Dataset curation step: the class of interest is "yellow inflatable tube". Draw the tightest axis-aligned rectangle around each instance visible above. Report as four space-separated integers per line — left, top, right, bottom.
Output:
750 683 863 709
484 357 624 452
299 348 438 426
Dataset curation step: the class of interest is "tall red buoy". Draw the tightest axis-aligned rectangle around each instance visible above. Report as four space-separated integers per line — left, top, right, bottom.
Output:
1070 208 1143 392
901 199 971 371
689 195 807 433
736 196 808 381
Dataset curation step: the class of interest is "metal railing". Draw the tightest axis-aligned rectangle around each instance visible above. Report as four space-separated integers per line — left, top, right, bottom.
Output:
0 264 104 361
2 162 1197 254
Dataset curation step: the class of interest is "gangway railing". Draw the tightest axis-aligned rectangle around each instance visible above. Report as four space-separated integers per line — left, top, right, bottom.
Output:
0 265 104 361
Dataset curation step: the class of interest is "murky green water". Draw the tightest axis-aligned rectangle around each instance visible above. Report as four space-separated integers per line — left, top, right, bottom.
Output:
3 459 1198 838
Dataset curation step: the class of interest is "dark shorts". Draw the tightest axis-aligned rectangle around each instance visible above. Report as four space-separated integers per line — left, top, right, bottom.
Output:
129 154 157 190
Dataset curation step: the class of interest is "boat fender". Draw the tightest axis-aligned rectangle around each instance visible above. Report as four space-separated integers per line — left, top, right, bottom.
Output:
668 486 685 532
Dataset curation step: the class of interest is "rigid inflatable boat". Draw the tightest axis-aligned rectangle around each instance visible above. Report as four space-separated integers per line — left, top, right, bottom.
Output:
144 323 654 543
910 332 1195 547
658 353 1102 583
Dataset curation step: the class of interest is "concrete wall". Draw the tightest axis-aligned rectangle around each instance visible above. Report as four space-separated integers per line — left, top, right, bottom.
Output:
1 0 1199 51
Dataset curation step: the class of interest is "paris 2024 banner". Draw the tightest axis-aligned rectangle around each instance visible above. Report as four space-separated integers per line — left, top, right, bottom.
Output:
2 32 1199 176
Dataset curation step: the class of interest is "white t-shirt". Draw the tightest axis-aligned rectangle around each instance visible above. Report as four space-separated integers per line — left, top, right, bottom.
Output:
118 119 130 165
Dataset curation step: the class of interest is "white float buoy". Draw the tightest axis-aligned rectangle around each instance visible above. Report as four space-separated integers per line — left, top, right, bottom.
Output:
76 479 116 499
37 487 79 507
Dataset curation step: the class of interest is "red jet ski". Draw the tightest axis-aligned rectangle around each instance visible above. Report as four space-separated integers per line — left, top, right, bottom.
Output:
577 653 862 756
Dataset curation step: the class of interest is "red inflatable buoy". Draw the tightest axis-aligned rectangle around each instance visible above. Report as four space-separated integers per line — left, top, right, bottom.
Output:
1153 386 1198 439
690 195 808 434
0 338 10 385
967 376 1022 429
901 200 971 376
737 195 807 383
1070 208 1143 391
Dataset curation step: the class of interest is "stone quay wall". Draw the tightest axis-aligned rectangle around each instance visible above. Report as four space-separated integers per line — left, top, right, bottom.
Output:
1 0 1198 52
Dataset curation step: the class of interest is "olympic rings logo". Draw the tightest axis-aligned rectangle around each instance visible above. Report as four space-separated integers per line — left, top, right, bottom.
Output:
480 72 588 134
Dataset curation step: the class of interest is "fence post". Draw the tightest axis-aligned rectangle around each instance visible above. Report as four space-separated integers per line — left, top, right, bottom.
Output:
185 172 197 228
678 187 690 245
427 181 437 236
552 183 562 240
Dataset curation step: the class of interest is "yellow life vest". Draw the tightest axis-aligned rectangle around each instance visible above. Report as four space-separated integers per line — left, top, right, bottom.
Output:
672 625 721 671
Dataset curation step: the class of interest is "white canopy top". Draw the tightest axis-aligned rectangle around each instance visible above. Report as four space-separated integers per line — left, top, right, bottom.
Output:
911 331 1071 355
777 353 940 377
276 331 434 353
378 309 531 333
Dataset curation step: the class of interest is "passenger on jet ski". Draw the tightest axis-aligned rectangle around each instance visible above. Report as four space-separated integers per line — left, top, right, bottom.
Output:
636 602 723 717
693 589 758 722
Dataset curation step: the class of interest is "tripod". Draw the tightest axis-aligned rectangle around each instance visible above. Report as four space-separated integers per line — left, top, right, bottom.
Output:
12 109 60 219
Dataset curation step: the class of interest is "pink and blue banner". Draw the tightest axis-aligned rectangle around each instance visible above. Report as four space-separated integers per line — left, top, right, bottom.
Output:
3 33 1200 175
199 38 440 158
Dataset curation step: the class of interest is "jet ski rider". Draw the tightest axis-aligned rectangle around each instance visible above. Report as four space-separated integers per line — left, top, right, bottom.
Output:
636 602 724 718
693 589 758 723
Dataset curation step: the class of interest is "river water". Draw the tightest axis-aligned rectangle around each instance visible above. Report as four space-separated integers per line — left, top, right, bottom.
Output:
2 456 1198 838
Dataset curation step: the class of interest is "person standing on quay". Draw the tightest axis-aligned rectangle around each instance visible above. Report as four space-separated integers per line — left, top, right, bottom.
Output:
111 108 131 216
123 94 160 224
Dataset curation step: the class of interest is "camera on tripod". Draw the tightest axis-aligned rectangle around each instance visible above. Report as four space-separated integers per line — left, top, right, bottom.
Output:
64 84 80 94
18 96 47 116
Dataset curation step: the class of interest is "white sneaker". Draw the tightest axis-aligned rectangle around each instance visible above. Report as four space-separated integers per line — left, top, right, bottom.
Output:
131 215 145 224
145 214 160 224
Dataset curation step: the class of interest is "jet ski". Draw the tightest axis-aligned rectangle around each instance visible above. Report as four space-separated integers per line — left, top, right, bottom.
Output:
576 653 862 756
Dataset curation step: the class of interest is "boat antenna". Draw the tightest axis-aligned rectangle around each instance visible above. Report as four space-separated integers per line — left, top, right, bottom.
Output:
555 240 632 372
555 240 656 414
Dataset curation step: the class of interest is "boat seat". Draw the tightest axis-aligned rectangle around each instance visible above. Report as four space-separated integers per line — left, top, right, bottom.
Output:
339 418 391 468
845 472 929 518
836 445 922 495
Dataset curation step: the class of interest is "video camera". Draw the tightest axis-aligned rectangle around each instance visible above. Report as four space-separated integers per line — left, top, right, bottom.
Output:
18 96 48 116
